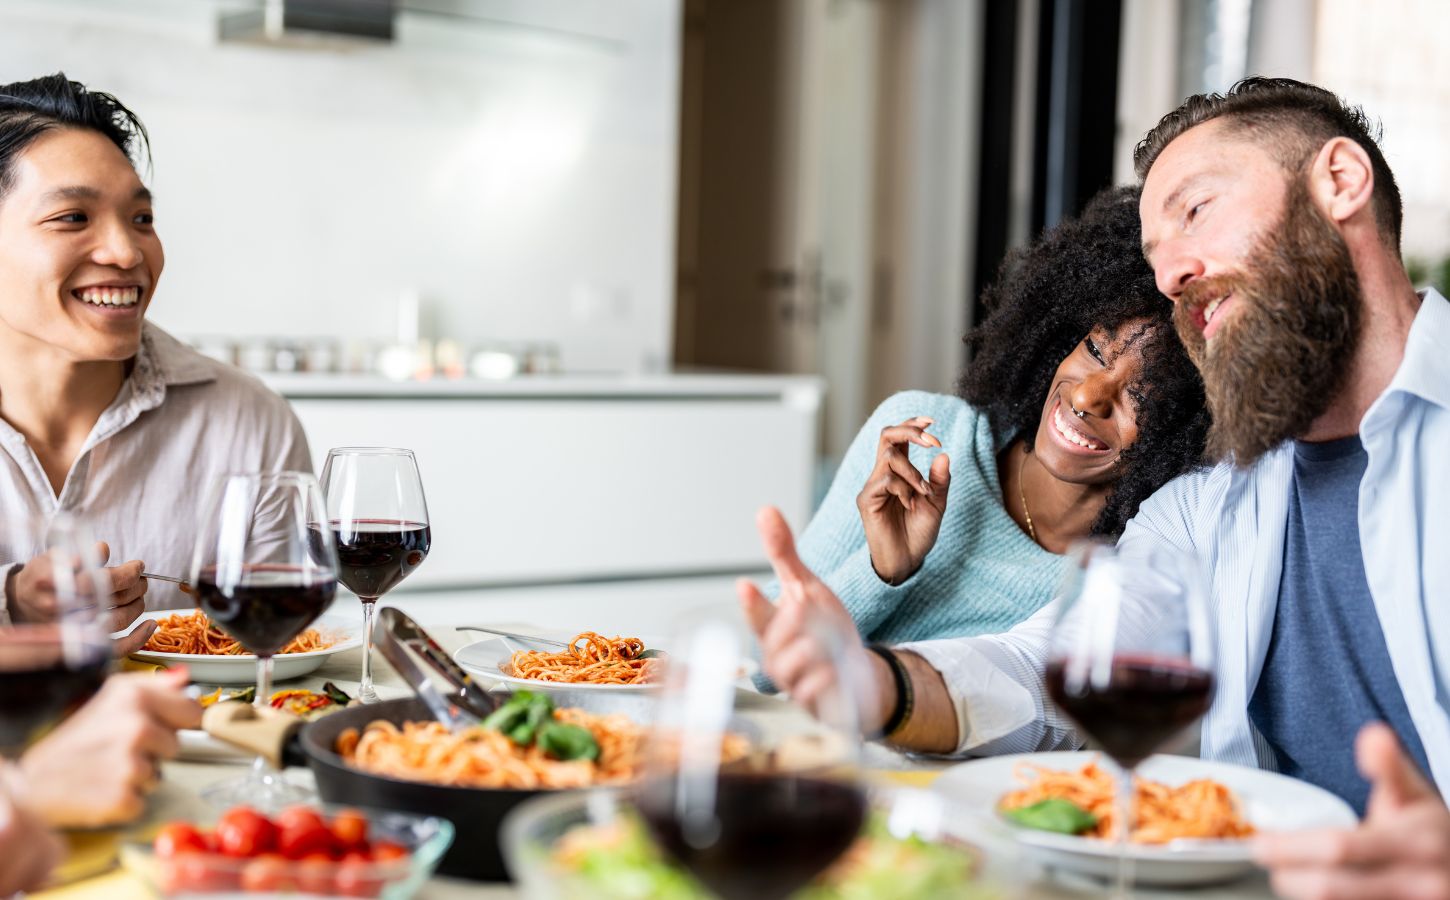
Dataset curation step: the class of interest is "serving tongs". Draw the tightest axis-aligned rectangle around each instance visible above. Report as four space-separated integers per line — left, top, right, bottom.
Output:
374 606 502 732
203 609 504 764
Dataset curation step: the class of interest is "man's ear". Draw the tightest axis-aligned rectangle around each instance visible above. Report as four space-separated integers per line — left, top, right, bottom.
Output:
1307 136 1375 226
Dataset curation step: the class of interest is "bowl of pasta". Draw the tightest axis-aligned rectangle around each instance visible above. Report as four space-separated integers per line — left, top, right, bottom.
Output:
207 690 715 882
935 751 1358 887
124 609 361 683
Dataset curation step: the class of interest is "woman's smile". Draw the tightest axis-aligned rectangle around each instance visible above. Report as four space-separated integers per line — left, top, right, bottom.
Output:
1048 400 1112 454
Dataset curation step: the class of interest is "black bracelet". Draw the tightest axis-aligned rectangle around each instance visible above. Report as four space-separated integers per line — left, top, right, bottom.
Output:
864 644 914 739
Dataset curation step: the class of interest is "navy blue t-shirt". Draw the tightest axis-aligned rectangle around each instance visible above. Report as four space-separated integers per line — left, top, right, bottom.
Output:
1247 434 1433 816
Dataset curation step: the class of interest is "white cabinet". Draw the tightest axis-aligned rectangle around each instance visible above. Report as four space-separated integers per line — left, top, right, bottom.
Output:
270 374 823 590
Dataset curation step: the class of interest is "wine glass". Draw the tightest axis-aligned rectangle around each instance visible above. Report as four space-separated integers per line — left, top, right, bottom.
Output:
190 471 338 806
0 513 112 759
635 612 870 900
317 448 431 704
1045 539 1216 897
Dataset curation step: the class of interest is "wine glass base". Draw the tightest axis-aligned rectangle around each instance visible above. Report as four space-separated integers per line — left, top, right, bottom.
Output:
358 684 380 704
200 771 315 813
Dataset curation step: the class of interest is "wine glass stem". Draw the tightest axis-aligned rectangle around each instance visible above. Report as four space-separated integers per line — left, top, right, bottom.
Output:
1113 765 1136 899
250 653 277 785
255 653 274 710
360 598 378 702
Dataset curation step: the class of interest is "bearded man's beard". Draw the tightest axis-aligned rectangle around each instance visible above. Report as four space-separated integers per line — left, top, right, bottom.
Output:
1175 180 1362 466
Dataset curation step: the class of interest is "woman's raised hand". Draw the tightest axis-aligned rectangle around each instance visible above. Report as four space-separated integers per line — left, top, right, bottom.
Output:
855 417 951 585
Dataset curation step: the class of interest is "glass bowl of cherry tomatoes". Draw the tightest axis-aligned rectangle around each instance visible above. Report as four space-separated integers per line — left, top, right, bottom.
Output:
121 804 454 898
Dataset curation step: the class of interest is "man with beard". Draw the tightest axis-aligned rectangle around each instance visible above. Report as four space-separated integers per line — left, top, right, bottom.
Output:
1132 77 1448 899
742 77 1450 898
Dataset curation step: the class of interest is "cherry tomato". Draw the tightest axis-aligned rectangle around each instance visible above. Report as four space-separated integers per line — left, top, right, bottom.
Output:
154 822 209 858
239 854 293 893
274 806 327 833
278 819 335 860
215 807 279 858
329 809 370 850
333 859 384 898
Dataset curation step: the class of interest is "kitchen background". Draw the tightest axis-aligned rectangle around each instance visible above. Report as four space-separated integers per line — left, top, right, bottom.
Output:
0 0 1446 623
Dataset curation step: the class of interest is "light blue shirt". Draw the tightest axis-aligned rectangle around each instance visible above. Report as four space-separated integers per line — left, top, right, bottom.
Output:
903 288 1450 796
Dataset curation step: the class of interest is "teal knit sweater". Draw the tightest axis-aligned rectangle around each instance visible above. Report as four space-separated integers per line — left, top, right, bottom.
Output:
776 390 1066 645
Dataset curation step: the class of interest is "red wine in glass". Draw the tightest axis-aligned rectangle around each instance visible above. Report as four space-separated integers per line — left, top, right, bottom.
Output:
316 519 431 600
1044 540 1215 898
641 773 867 900
190 471 339 809
195 567 338 657
1045 656 1215 770
0 516 114 759
318 448 430 704
0 634 109 758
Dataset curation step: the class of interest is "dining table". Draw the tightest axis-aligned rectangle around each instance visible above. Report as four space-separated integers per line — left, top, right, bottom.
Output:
34 620 1281 900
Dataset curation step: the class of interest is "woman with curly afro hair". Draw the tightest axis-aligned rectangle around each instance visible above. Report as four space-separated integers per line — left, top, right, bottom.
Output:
748 185 1210 660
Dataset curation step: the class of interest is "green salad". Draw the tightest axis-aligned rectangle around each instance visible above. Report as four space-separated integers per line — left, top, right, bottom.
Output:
548 811 991 900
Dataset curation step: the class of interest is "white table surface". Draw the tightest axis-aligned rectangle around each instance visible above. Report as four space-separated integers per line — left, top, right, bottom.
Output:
134 624 1277 900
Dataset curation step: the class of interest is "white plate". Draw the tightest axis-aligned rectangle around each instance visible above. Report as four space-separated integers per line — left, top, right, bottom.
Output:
453 634 758 694
122 610 362 684
934 751 1357 888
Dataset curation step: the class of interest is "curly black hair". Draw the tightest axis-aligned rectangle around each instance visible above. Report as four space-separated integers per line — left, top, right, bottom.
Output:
959 185 1211 536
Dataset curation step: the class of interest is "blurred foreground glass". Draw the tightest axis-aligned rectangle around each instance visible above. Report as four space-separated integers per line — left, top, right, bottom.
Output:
635 613 869 900
318 448 431 703
190 471 338 806
0 513 111 759
1045 540 1216 897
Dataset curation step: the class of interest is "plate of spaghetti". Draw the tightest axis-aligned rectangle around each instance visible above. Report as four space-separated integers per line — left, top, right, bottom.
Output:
124 609 361 684
936 751 1356 887
453 631 757 692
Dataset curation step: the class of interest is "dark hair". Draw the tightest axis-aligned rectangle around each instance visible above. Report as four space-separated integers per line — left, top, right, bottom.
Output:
1133 76 1401 249
960 185 1210 536
0 72 149 200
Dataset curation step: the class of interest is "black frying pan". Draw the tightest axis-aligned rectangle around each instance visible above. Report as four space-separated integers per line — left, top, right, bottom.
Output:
220 691 657 881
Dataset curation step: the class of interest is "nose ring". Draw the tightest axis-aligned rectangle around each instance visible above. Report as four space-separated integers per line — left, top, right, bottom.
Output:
1070 402 1087 419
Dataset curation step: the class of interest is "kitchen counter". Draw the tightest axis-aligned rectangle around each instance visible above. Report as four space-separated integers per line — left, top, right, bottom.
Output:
269 370 825 591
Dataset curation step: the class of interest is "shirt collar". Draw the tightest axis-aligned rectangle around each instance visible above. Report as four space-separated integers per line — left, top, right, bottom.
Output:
96 323 216 429
1379 288 1450 412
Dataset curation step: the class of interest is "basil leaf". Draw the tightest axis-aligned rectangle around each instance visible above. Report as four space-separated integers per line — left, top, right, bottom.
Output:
637 649 666 659
1002 798 1098 835
537 722 601 761
321 681 352 706
481 691 540 734
507 697 555 745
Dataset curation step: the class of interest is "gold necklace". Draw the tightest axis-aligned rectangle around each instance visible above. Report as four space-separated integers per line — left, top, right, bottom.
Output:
1018 449 1037 544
